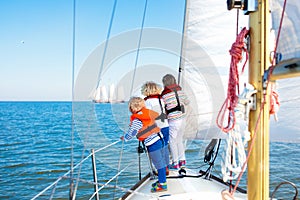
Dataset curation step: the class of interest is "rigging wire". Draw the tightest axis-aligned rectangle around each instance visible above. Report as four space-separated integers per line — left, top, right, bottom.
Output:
71 0 120 198
129 0 148 95
72 130 91 200
70 0 76 198
96 0 118 89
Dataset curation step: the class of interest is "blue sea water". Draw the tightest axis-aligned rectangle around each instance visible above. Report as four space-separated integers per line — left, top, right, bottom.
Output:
0 102 299 199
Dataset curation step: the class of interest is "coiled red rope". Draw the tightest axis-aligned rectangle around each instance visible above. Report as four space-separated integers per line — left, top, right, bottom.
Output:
216 27 249 133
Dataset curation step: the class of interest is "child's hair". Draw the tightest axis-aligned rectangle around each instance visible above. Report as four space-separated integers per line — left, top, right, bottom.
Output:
128 97 145 113
141 81 162 96
162 74 177 87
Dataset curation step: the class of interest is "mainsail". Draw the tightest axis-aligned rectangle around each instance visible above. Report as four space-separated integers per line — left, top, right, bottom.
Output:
179 0 248 140
180 0 300 143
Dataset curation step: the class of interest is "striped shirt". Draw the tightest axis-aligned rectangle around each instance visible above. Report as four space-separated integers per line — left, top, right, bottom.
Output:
161 90 189 121
124 119 162 146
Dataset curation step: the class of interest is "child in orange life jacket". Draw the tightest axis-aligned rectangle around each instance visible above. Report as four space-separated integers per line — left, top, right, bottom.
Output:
121 97 167 192
141 81 170 175
161 74 189 170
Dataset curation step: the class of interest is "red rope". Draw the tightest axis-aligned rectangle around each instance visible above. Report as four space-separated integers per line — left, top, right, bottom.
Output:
270 88 280 115
216 27 249 133
230 0 287 195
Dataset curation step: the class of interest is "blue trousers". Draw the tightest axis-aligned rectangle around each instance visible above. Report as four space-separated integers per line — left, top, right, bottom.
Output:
161 127 170 166
147 139 166 183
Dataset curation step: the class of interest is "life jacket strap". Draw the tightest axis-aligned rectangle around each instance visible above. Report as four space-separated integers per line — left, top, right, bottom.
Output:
166 90 185 114
136 124 157 139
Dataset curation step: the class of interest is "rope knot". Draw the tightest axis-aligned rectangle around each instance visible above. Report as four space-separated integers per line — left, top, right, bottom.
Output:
216 27 249 133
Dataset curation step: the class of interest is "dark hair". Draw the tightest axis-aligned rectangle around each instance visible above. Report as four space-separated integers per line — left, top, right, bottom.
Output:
162 74 177 87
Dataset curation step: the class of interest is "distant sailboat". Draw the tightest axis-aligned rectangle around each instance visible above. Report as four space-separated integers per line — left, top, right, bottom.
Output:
93 85 108 103
93 84 125 103
115 85 125 103
109 84 115 103
93 87 101 103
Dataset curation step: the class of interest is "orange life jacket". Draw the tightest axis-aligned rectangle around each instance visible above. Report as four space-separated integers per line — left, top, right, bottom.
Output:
130 107 161 141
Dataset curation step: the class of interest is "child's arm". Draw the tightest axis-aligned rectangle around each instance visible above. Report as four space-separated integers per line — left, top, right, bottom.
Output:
123 119 142 141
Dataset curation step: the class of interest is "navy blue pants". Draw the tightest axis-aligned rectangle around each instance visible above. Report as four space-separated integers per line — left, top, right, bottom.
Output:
147 139 166 183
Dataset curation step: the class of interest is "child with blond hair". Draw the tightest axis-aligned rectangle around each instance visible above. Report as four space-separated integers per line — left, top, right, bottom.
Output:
141 81 170 175
121 97 167 192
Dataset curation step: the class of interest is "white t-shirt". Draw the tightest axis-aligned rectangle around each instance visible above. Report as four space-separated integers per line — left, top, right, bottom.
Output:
145 98 169 129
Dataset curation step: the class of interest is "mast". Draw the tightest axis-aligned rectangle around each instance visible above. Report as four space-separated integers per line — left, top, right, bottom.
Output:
248 0 270 199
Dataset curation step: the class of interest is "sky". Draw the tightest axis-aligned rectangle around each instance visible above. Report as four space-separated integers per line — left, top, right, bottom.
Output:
0 0 185 101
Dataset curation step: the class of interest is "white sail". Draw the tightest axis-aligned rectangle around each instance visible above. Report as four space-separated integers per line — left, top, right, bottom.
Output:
100 85 108 103
93 87 101 102
180 0 248 140
116 85 125 103
109 83 115 103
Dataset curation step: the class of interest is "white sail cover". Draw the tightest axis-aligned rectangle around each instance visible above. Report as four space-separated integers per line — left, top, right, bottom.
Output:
180 0 248 140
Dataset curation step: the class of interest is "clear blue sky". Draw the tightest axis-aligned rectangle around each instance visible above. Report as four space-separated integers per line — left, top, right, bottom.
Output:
0 0 185 101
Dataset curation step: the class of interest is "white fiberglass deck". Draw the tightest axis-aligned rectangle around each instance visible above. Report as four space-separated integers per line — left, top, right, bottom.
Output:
122 169 247 200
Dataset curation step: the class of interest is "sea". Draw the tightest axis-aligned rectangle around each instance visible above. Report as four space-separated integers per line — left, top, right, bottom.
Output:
0 101 299 200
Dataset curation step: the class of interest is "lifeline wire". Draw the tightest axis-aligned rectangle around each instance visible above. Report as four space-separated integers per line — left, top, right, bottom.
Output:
31 141 121 199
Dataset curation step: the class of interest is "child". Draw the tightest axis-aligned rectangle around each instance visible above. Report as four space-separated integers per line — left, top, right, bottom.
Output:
141 81 170 175
121 97 167 192
161 74 189 170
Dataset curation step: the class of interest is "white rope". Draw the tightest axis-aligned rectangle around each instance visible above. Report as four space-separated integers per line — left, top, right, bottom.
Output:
221 124 247 182
221 84 255 182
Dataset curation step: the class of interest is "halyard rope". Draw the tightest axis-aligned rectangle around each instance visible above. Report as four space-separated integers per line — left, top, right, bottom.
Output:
216 27 249 133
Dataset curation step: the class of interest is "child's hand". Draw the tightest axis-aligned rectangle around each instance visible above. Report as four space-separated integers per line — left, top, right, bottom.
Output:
120 136 124 141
